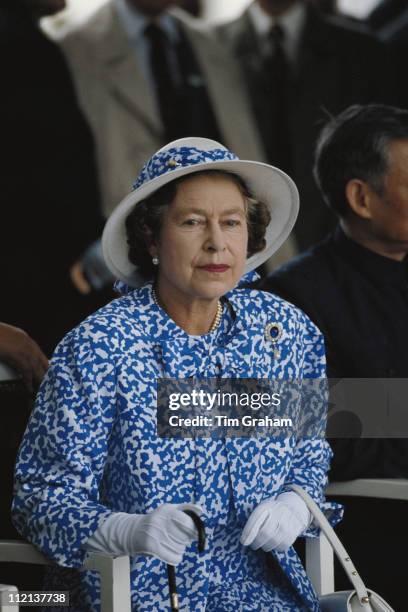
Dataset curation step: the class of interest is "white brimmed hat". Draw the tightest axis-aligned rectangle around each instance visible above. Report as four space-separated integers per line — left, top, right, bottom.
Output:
102 137 299 287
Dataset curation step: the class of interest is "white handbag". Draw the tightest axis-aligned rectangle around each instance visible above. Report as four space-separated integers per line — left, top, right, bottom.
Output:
289 485 395 612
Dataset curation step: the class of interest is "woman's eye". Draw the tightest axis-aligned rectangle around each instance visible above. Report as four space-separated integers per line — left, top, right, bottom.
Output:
182 218 201 226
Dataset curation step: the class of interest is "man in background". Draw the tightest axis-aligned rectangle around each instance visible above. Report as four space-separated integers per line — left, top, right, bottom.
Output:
260 104 408 609
59 0 267 218
219 0 399 251
0 0 105 356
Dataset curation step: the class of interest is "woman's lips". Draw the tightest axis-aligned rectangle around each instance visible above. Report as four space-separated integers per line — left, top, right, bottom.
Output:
199 265 230 272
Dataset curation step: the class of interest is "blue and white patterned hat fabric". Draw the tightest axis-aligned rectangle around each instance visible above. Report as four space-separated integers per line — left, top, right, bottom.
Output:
132 146 238 191
102 137 299 287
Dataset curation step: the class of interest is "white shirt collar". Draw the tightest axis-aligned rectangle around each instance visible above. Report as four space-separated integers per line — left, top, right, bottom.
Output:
114 0 179 43
248 1 306 63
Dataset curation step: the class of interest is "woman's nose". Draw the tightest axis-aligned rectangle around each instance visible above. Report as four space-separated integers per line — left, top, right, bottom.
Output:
204 222 226 252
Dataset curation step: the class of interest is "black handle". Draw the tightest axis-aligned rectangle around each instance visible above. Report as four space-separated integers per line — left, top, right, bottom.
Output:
167 510 206 612
182 509 206 552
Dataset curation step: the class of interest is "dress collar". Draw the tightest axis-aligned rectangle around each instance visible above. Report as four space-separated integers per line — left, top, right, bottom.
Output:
115 271 261 343
114 270 260 297
333 225 408 287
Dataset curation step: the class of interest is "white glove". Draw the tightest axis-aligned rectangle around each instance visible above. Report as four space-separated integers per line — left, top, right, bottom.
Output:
85 503 203 566
240 492 311 552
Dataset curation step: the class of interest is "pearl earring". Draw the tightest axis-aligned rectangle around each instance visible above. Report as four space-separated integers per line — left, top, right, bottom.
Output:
152 255 159 266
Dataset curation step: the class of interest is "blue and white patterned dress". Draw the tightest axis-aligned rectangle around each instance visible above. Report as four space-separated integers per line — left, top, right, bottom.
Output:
12 279 341 611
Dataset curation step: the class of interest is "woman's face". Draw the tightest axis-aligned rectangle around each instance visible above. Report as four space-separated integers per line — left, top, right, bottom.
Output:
152 174 248 302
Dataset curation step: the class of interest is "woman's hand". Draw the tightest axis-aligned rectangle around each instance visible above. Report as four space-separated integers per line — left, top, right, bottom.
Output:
86 503 203 565
240 492 311 552
127 503 203 565
0 322 49 392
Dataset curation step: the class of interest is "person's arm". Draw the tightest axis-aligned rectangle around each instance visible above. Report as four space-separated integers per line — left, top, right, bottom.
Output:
0 321 48 391
241 312 342 552
12 325 116 568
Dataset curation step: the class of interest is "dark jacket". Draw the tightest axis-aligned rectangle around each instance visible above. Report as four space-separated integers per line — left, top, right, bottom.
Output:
260 225 408 481
0 8 105 354
381 8 408 107
367 0 406 31
219 5 400 250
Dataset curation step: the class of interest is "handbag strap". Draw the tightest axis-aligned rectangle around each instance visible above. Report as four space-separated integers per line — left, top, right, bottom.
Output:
289 484 371 606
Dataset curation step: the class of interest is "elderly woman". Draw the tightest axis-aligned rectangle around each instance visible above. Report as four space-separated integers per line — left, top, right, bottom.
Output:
13 137 340 611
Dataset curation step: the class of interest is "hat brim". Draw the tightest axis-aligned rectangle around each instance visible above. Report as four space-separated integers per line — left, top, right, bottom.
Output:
102 159 299 287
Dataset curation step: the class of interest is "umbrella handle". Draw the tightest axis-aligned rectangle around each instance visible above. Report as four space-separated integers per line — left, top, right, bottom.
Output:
167 510 206 612
183 509 206 552
167 565 179 612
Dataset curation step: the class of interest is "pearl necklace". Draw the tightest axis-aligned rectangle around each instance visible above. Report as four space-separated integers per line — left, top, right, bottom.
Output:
152 287 223 333
209 300 223 332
